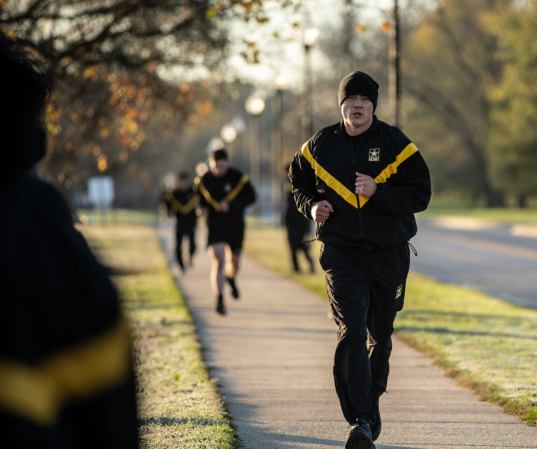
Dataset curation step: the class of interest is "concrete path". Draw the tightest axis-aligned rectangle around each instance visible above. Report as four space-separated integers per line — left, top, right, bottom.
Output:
161 227 537 449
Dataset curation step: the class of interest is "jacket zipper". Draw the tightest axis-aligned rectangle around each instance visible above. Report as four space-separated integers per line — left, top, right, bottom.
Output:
350 138 365 240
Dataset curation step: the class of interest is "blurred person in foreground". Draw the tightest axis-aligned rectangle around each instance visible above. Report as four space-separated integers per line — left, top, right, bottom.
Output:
0 32 138 449
283 163 315 274
163 171 198 272
289 71 431 449
195 149 256 315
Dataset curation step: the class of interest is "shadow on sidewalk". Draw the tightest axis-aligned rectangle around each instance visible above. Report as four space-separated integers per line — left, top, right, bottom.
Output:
377 444 533 448
248 432 425 449
376 446 420 449
258 432 342 447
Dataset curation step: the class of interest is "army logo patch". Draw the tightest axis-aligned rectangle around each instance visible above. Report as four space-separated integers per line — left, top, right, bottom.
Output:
368 148 381 161
395 284 403 299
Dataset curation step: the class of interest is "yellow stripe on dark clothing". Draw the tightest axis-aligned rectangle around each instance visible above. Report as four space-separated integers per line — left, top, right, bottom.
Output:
195 178 222 211
301 141 419 209
374 143 418 183
195 175 249 211
225 175 249 202
360 142 419 207
165 192 198 215
0 319 131 426
301 142 358 208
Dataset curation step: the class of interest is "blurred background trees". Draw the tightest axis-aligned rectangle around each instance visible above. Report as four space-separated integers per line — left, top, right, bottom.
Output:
0 0 281 206
485 0 537 207
1 0 536 209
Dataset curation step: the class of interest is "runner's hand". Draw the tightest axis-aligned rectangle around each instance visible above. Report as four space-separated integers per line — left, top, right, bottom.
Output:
196 207 207 217
355 172 377 198
311 200 333 223
219 201 230 213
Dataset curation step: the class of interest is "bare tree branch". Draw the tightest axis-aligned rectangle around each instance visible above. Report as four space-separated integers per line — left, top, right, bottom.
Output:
0 0 48 23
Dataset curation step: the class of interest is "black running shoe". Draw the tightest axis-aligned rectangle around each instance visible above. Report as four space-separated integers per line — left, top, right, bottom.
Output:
345 419 374 449
226 276 240 300
370 394 381 441
215 295 226 315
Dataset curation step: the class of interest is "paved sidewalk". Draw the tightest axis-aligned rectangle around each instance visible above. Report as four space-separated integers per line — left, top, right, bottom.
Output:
161 227 537 449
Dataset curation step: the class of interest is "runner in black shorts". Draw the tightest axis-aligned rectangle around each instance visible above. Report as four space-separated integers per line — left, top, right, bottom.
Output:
163 171 198 272
196 149 256 315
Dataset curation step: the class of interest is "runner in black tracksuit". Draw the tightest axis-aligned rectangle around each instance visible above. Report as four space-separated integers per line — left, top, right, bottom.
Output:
196 149 256 315
283 166 315 273
163 172 198 272
289 71 431 449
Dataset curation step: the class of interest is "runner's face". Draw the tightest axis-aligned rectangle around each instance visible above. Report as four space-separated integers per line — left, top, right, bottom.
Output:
177 178 189 189
340 95 374 134
210 158 229 177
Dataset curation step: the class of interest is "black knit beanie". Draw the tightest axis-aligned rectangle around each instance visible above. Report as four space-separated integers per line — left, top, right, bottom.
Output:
337 71 379 110
210 148 229 161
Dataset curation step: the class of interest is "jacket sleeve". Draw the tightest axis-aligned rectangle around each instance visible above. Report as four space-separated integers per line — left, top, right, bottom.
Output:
289 142 321 219
2 178 140 448
370 149 431 215
195 177 209 209
229 178 256 212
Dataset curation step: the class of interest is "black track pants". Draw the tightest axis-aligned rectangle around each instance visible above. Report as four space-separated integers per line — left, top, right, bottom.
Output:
319 242 410 424
176 226 196 268
286 225 314 272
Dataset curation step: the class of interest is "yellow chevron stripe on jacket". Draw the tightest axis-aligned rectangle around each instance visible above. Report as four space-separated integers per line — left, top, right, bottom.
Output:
165 192 198 215
195 175 249 211
364 142 419 207
301 142 359 208
226 175 249 202
0 319 131 426
195 177 221 210
301 141 419 209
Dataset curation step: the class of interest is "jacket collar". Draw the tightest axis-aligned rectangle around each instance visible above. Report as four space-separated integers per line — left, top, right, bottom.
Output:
334 115 379 139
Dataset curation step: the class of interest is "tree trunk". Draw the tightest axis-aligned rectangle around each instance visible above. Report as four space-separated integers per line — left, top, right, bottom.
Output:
516 193 528 208
484 187 505 207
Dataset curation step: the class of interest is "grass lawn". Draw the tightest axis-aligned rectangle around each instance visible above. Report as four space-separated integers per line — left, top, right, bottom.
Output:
82 220 239 449
245 223 537 426
78 208 157 227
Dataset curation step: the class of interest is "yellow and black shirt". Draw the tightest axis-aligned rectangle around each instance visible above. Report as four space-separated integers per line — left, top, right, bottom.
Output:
289 117 431 248
195 167 256 229
163 187 198 230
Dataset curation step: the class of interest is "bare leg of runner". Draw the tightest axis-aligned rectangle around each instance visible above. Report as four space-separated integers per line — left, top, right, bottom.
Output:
225 246 241 300
209 243 226 314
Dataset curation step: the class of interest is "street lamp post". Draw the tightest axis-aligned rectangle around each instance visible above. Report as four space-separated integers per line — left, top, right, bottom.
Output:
380 0 402 128
393 0 401 128
303 27 319 140
274 74 288 219
245 94 265 214
229 115 246 170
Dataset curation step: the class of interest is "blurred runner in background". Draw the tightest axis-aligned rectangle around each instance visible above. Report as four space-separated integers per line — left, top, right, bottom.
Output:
196 149 256 315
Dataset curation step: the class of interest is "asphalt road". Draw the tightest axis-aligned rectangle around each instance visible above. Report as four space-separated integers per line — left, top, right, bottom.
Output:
411 218 537 309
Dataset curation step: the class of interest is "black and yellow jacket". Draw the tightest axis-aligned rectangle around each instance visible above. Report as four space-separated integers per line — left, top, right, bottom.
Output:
195 167 256 228
0 173 138 449
163 187 198 230
289 117 431 248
